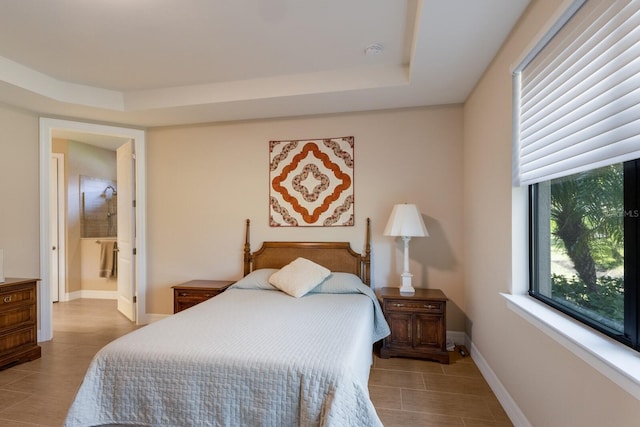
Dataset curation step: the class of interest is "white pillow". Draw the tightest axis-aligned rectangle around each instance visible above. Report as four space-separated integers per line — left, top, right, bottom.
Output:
269 257 331 297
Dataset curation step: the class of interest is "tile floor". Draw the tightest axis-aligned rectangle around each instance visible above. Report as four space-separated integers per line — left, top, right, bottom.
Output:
0 299 512 426
369 352 513 426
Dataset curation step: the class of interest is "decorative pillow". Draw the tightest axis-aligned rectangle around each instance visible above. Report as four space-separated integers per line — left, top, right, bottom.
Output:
309 271 366 294
229 268 278 290
268 257 331 297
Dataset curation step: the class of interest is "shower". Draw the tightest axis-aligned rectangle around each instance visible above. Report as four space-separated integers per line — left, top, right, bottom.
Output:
102 185 117 236
80 177 118 238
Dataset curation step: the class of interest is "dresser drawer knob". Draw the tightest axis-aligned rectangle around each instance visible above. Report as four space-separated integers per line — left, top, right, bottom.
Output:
392 303 405 308
3 296 12 303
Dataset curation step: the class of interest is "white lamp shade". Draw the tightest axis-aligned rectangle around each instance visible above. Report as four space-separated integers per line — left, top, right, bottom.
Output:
383 204 428 237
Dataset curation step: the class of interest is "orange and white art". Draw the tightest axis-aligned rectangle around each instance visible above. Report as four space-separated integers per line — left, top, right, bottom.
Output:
269 137 354 227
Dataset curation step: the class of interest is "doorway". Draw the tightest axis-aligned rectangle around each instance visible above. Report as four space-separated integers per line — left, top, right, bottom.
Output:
39 118 147 342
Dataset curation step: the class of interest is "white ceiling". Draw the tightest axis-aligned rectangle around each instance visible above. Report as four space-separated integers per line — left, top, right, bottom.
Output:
0 0 530 129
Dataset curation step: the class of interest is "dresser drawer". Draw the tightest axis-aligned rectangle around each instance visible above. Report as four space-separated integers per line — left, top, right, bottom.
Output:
0 286 35 310
384 299 444 314
0 304 36 330
0 326 37 355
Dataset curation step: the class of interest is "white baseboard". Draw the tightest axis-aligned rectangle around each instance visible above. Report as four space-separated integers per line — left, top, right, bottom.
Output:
470 340 532 427
62 290 117 301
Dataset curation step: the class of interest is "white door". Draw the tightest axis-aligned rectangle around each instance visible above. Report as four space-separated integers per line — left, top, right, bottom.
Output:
49 153 65 302
49 157 60 302
117 141 136 321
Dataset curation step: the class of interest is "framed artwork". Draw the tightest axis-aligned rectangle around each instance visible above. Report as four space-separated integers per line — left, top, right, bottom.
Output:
269 136 354 227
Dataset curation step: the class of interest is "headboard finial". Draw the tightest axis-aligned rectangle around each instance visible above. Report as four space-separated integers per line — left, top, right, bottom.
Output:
243 219 251 276
363 217 371 285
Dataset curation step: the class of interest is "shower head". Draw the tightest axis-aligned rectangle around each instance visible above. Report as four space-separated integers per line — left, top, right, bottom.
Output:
103 185 117 199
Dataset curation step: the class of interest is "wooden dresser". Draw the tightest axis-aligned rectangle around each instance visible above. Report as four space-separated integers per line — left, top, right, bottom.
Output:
377 287 449 364
0 278 41 369
172 280 235 313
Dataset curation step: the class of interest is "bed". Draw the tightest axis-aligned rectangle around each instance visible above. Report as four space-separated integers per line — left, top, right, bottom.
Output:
64 219 390 427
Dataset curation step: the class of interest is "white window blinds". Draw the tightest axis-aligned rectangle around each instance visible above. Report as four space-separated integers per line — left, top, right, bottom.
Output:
513 0 640 186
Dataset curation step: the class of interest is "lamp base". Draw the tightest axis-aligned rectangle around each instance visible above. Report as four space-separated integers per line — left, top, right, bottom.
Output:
399 285 415 295
400 273 415 295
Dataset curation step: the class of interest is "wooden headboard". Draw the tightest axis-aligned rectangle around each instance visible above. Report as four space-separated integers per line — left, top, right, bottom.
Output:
243 218 371 286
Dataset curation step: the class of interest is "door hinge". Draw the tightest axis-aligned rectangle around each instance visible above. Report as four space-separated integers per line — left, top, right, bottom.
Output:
132 200 136 208
133 295 137 303
133 248 137 255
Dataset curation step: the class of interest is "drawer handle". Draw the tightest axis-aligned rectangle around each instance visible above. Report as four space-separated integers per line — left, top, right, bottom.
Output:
391 302 439 309
3 295 12 303
177 292 216 298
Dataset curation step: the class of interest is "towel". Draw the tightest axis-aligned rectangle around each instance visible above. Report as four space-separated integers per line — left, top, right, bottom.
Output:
99 241 118 278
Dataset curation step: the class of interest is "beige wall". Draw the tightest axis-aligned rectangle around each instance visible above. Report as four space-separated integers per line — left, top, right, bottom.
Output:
146 106 466 324
0 103 39 278
464 0 640 425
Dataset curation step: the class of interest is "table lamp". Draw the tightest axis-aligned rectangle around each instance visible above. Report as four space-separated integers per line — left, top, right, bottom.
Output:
384 203 428 295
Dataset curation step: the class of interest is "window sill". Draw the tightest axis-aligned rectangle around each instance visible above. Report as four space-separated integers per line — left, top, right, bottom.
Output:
502 293 640 400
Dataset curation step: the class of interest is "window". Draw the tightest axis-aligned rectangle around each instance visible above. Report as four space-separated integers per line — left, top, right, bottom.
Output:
530 161 639 349
513 1 640 351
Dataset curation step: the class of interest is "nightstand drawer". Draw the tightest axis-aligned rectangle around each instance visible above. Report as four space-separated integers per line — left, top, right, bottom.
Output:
384 299 443 314
172 280 235 313
175 288 224 300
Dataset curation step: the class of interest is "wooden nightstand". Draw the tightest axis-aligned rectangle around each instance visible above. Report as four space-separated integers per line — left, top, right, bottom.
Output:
172 280 235 313
376 287 449 364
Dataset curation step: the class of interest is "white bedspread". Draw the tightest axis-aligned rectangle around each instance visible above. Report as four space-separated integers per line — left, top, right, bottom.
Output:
64 286 389 427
